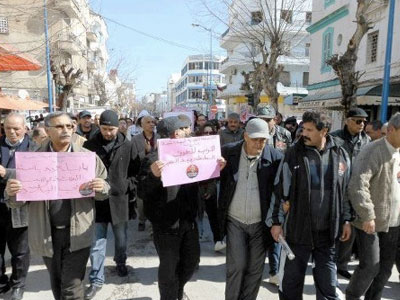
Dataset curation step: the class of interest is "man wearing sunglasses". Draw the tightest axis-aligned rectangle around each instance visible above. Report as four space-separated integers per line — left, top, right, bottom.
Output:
331 107 371 280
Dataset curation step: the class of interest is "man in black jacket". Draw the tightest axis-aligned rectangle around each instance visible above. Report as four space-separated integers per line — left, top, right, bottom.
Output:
142 116 225 300
331 107 370 279
0 113 32 300
269 111 352 300
83 110 140 299
76 110 99 140
219 118 282 300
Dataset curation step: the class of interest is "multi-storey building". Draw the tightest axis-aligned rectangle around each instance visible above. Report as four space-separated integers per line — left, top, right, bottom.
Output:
167 73 180 111
174 55 225 114
0 0 110 110
301 0 400 120
219 0 311 116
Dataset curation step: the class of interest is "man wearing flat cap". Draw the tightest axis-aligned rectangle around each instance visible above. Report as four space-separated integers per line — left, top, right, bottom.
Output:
331 107 370 279
76 111 99 141
219 118 282 300
141 116 226 300
220 113 244 145
83 110 140 299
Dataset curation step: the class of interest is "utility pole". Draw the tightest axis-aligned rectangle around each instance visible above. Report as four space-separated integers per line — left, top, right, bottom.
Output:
44 0 53 112
380 0 396 122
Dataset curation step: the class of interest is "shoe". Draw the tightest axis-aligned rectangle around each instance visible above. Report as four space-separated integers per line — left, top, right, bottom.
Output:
214 241 226 252
138 222 145 231
268 274 279 286
0 283 10 294
11 287 24 300
337 269 352 279
84 285 102 300
116 264 128 277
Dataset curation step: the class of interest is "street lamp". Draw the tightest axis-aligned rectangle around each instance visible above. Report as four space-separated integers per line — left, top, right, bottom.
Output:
192 23 213 114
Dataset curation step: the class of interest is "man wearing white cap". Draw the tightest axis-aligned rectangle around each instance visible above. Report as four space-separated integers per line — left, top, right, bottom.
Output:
219 118 283 300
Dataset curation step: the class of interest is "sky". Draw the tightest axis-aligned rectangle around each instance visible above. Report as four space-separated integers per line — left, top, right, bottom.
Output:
89 0 226 98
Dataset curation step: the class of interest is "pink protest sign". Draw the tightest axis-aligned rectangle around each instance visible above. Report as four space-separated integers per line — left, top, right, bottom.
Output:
158 135 221 187
15 152 96 201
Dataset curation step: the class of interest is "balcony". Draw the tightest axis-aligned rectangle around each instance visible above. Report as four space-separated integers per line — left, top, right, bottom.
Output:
55 0 81 18
55 34 81 54
86 29 98 42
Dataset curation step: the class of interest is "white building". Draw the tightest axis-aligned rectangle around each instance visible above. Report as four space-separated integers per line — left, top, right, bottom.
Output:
219 0 311 116
167 73 181 111
174 55 226 114
301 0 400 120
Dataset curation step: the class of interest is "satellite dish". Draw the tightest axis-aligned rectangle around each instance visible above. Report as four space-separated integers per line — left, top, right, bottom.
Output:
18 89 29 99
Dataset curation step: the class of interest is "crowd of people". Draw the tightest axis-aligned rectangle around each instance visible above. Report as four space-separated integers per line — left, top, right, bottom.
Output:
0 106 399 300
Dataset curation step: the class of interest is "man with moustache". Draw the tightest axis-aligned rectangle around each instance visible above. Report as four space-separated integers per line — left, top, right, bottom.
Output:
0 113 33 300
76 111 99 140
331 107 370 279
5 112 109 300
269 111 352 300
83 110 140 299
220 113 244 146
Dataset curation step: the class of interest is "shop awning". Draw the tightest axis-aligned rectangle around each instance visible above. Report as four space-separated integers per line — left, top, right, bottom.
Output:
299 83 400 109
0 43 42 71
0 94 48 111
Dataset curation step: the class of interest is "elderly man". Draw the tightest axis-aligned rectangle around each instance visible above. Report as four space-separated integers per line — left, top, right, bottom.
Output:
0 113 33 300
76 111 99 140
219 113 244 146
346 112 400 300
365 120 383 141
5 112 110 300
83 110 140 299
132 114 157 232
219 118 282 300
331 107 370 279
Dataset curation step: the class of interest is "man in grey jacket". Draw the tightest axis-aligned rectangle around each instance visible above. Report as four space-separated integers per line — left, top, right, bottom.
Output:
220 113 244 145
346 112 400 300
5 112 110 300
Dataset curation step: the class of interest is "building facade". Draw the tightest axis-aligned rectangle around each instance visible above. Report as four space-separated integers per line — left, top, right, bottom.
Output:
174 54 225 114
219 0 311 117
301 0 400 120
0 0 110 110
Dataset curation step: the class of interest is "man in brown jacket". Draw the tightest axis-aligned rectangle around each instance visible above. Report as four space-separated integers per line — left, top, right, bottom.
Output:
346 112 400 300
5 112 110 300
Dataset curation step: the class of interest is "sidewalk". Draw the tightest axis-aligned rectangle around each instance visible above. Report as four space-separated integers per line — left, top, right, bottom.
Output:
2 219 399 300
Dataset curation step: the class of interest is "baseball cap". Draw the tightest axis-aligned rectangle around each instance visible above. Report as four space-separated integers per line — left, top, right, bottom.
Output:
157 116 185 138
347 107 368 118
79 110 91 119
100 110 119 127
245 118 270 139
256 105 276 119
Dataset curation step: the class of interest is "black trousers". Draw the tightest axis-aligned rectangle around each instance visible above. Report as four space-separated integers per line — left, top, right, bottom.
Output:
43 227 90 300
153 221 200 300
0 204 30 289
279 232 339 300
346 227 399 300
225 218 269 300
336 224 357 271
204 195 222 243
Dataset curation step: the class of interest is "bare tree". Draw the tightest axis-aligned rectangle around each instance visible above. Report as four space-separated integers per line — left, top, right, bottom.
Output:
326 0 374 114
51 62 83 111
199 0 310 109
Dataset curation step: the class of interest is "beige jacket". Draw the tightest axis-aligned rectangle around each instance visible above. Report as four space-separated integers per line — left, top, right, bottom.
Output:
348 137 396 232
7 141 110 257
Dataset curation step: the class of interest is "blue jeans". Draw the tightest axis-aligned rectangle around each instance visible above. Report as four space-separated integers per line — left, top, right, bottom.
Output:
89 222 128 286
268 242 281 276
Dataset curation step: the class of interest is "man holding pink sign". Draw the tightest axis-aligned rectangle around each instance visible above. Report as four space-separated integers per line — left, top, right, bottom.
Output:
141 116 226 300
5 112 110 300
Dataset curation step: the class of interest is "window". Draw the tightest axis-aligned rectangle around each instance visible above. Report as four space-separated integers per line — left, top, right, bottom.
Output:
305 43 310 57
306 12 312 24
367 31 379 64
321 27 334 73
279 71 291 86
303 72 309 86
251 11 263 25
280 10 293 24
324 0 335 9
0 17 8 34
189 89 202 99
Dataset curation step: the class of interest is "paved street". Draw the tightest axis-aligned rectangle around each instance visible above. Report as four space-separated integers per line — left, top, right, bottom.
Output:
2 218 399 300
